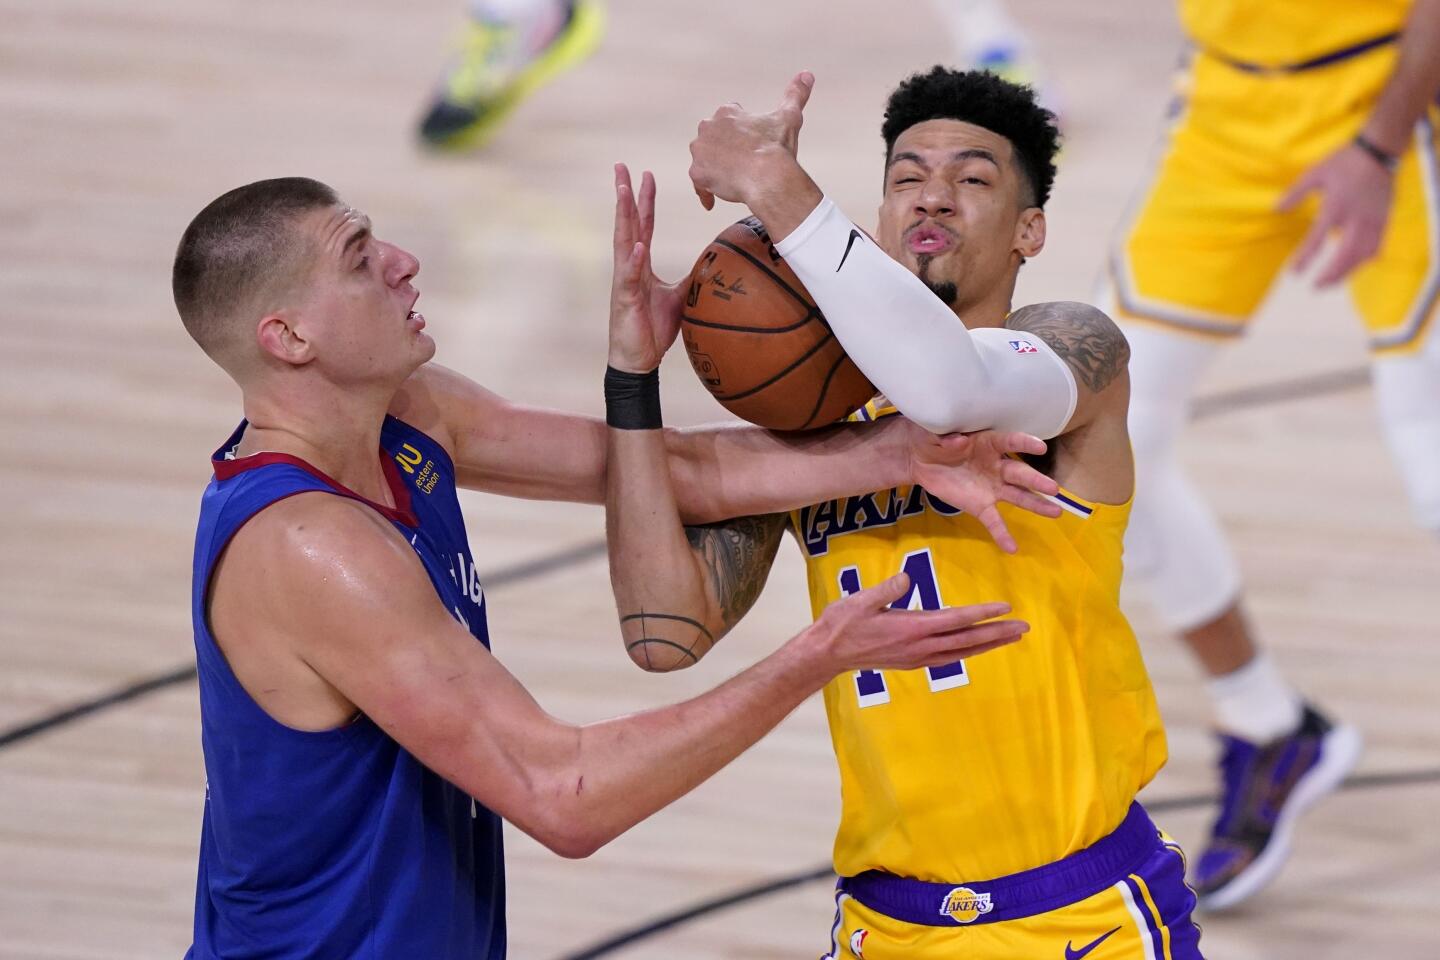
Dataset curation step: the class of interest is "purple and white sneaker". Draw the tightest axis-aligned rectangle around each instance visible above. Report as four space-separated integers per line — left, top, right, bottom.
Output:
1193 704 1362 911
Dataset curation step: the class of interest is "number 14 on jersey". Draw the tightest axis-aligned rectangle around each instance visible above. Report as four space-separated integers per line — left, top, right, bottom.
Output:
837 548 969 708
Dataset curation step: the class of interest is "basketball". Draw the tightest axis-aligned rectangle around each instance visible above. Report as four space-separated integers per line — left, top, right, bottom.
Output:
681 217 875 431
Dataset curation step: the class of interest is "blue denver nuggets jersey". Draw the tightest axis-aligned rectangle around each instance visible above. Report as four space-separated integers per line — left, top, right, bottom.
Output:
187 416 504 960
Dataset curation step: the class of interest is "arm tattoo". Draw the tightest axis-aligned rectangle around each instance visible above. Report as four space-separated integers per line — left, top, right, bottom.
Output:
1006 300 1130 394
684 512 789 630
621 612 712 668
620 513 787 671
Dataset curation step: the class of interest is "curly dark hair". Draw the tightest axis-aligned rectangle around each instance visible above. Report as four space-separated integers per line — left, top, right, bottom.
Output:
882 67 1060 208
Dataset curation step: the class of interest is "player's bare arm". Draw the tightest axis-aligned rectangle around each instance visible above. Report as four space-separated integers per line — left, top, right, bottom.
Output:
389 349 1045 529
211 485 1026 857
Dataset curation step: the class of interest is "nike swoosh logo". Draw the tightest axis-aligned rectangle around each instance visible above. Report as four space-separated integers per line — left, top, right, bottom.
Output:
836 228 863 271
1065 926 1121 960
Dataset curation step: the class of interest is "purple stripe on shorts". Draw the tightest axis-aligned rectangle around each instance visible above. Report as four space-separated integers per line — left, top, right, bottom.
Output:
1124 876 1166 958
1140 844 1204 959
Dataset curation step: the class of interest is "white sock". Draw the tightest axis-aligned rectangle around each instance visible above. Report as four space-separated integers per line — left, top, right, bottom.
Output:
1206 653 1305 743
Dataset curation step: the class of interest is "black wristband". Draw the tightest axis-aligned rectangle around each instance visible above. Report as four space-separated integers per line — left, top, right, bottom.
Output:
604 365 662 430
1354 134 1399 172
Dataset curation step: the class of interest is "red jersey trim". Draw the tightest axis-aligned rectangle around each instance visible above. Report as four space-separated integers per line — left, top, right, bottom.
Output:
213 447 419 528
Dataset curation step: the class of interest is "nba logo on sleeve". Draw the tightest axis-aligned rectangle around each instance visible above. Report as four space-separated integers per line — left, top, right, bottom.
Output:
1008 338 1039 354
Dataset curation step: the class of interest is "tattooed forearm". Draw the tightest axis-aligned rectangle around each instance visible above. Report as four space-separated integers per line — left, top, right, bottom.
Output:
1006 301 1130 394
617 513 786 671
684 512 788 629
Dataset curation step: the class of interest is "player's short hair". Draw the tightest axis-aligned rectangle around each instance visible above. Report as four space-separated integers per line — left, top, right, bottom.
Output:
882 67 1059 209
172 177 339 358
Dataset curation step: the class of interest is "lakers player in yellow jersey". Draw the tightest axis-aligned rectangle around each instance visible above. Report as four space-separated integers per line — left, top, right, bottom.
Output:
1104 0 1440 910
604 70 1204 958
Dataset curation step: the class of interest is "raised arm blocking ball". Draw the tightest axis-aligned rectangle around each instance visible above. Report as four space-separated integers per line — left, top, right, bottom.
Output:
682 217 875 431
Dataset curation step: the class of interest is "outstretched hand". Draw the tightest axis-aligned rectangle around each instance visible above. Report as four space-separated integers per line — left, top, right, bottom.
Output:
907 426 1063 554
807 572 1027 677
1278 142 1395 288
690 71 814 211
609 163 683 374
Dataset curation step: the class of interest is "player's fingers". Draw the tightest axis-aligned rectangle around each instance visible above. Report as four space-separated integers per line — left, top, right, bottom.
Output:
1276 169 1319 213
1002 431 1048 457
613 183 637 254
999 431 1047 457
1000 458 1060 496
920 631 1024 666
616 241 647 300
688 172 714 210
998 486 1064 519
1314 221 1381 288
923 619 1029 655
1289 215 1330 274
639 170 657 247
899 601 1012 635
856 571 911 610
973 504 1018 555
778 71 814 119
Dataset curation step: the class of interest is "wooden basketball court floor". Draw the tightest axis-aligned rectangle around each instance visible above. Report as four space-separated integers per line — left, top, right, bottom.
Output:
1 0 1437 956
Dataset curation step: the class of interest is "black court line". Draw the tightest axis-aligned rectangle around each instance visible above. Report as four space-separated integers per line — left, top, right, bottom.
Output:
0 539 610 752
0 664 201 749
558 765 1440 960
0 365 1382 750
1191 364 1370 421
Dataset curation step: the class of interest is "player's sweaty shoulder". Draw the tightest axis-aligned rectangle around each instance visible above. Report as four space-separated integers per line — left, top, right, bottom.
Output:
219 492 421 622
1005 301 1130 399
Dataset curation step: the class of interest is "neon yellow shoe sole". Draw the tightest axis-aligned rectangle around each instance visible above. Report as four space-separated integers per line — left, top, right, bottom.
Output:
419 0 605 150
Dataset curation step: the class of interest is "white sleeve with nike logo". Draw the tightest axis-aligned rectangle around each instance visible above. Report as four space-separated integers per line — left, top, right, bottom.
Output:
772 197 1076 439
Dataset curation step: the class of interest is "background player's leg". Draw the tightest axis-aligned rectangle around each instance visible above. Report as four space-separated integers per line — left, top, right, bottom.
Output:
1104 52 1365 910
1124 322 1302 736
418 0 603 149
1372 334 1440 537
1121 318 1362 914
1351 114 1440 541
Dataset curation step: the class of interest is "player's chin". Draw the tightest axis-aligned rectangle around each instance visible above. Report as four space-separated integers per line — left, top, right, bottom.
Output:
411 331 437 363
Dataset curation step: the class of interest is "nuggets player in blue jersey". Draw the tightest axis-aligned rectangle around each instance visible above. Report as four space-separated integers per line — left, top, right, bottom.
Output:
607 71 1205 957
171 177 1054 958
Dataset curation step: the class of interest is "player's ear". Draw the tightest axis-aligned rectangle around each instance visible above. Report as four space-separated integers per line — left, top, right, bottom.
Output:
256 310 314 366
1014 208 1046 259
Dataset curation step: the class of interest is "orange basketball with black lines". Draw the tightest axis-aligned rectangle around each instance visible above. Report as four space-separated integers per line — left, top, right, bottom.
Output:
682 217 875 431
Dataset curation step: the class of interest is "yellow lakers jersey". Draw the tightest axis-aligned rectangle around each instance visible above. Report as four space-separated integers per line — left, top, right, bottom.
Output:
791 401 1166 882
1180 0 1410 68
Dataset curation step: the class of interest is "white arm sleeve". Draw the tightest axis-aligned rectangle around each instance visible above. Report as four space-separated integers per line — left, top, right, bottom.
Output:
773 197 1077 439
